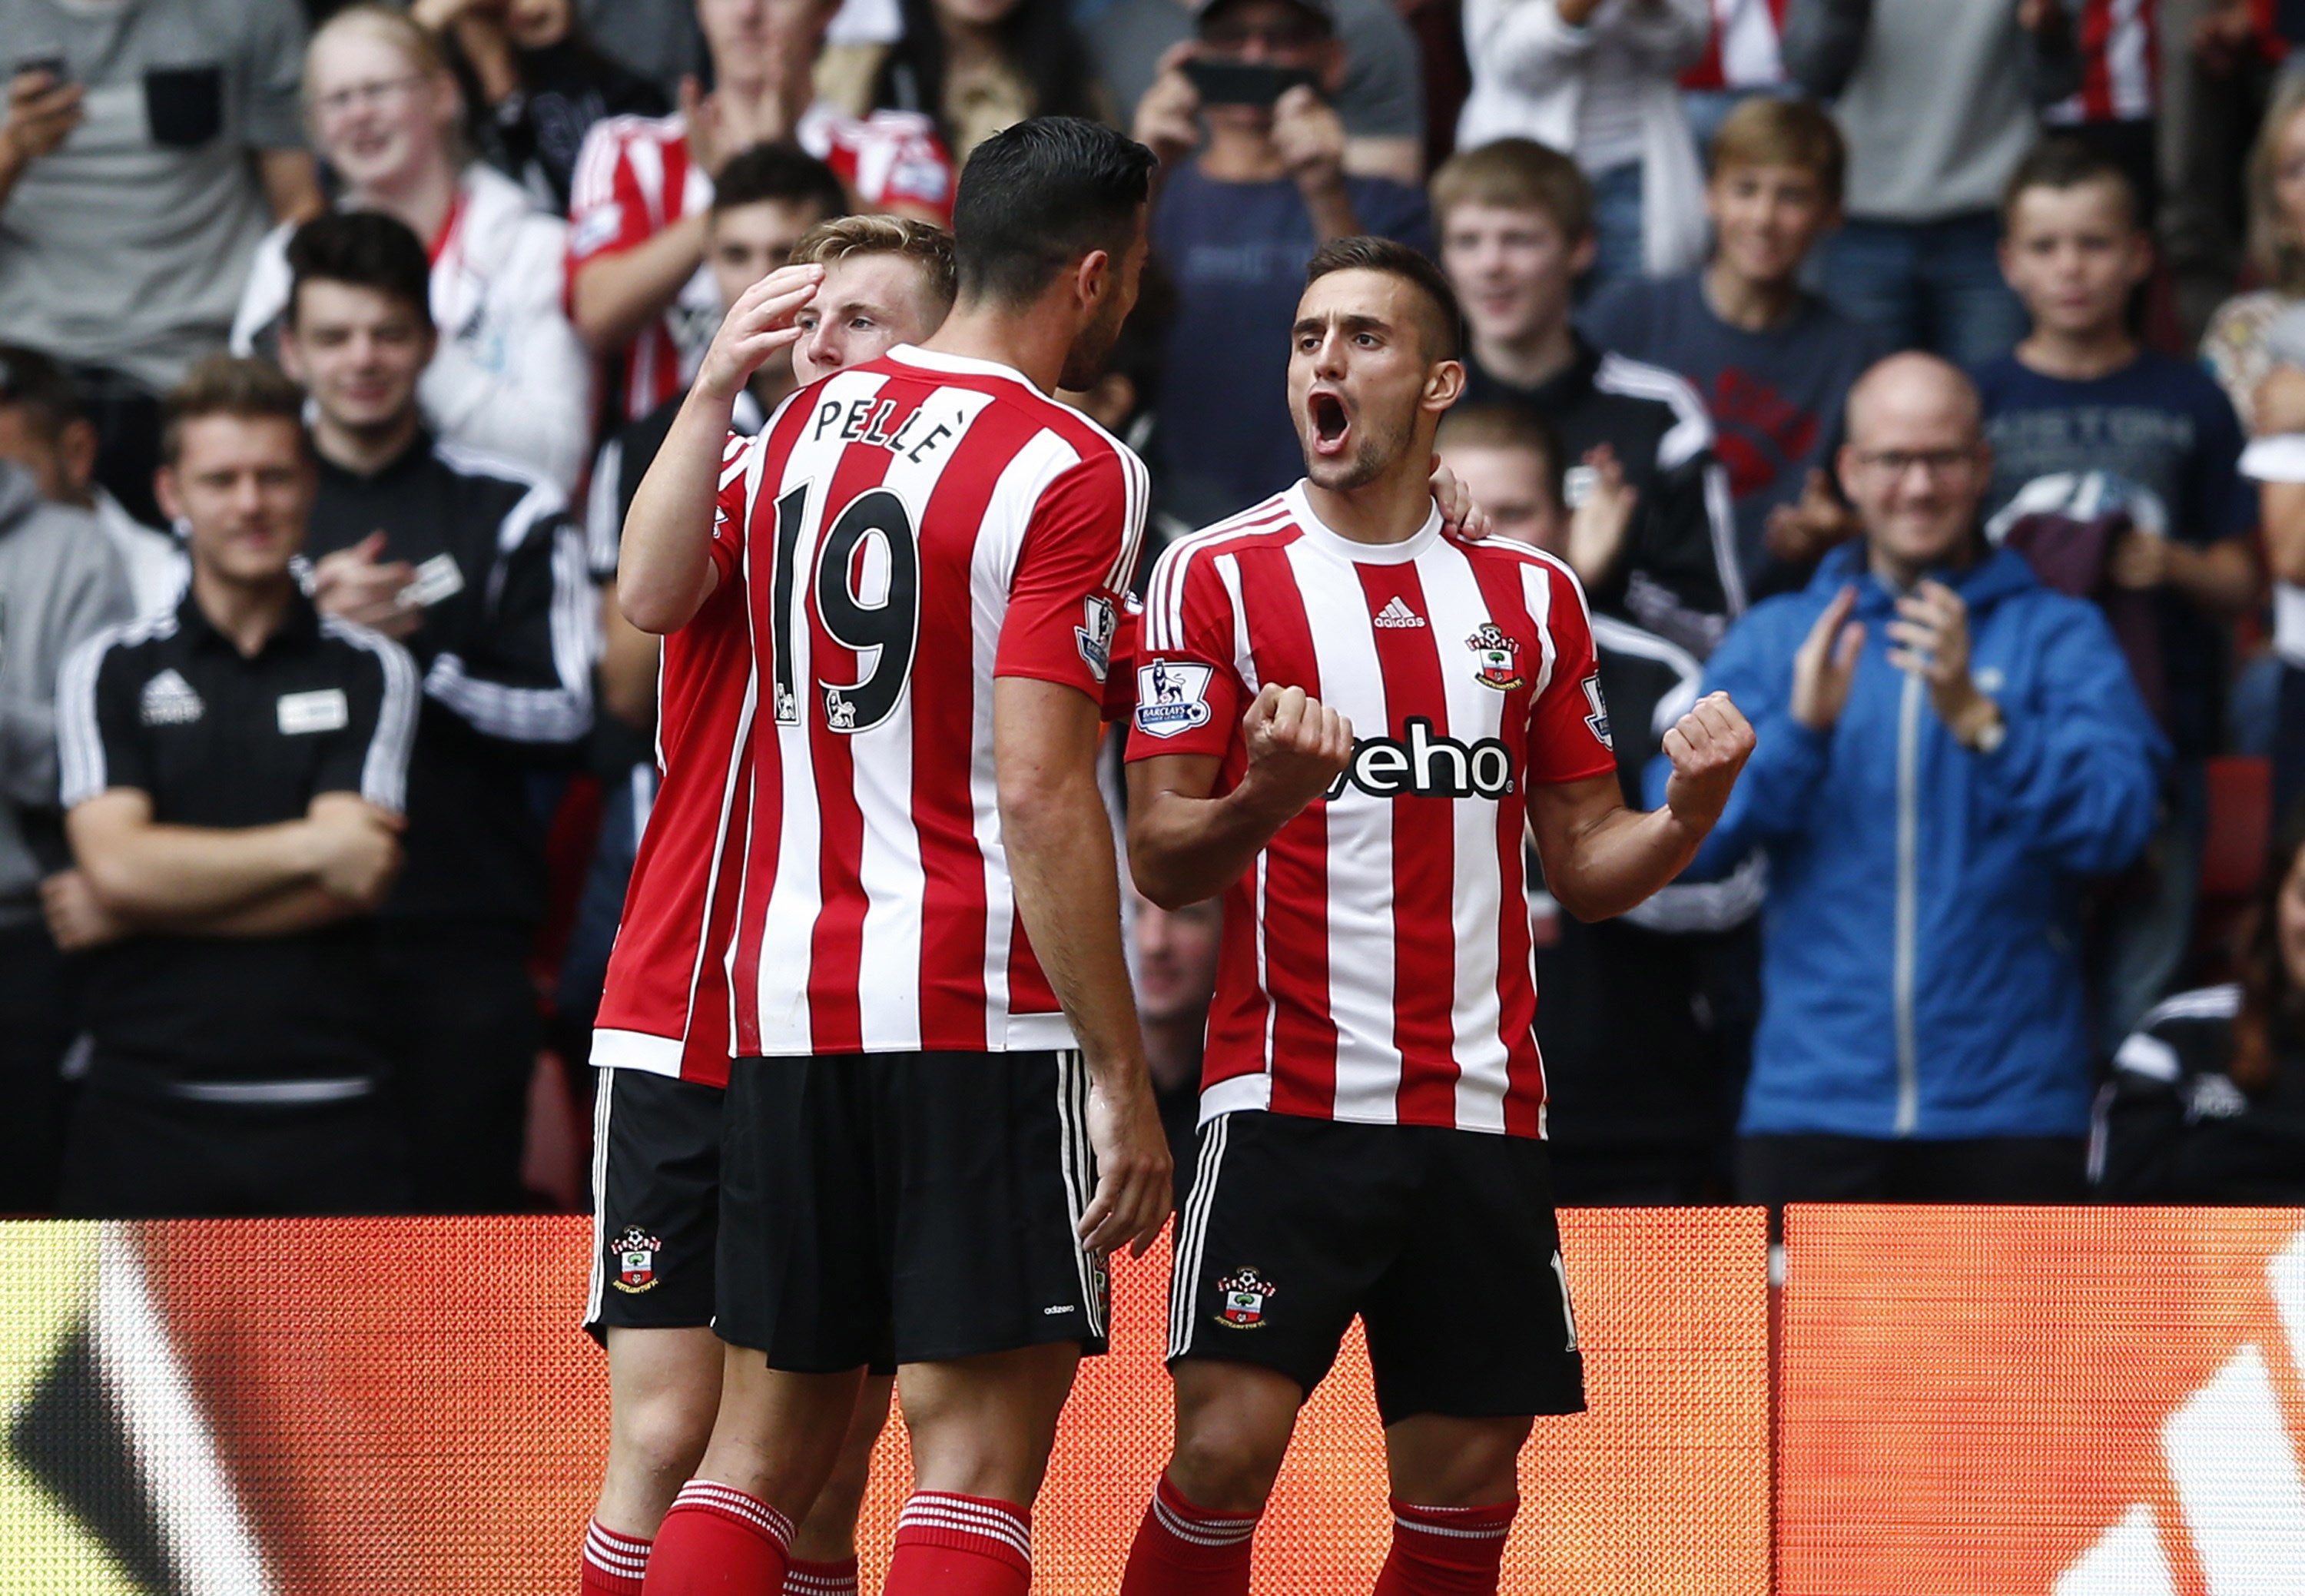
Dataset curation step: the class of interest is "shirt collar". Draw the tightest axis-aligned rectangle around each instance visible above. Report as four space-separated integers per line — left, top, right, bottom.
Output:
177 581 322 658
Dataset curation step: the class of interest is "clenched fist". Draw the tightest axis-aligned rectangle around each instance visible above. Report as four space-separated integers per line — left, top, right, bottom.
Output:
1662 691 1755 834
1239 683 1353 821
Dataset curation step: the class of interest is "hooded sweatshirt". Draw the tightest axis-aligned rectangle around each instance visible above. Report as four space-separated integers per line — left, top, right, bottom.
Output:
0 460 132 925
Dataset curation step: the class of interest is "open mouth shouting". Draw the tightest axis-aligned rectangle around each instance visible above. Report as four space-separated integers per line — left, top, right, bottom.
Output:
1308 389 1351 459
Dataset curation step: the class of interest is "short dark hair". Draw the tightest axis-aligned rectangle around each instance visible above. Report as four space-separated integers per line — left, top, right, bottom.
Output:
0 344 84 442
951 117 1156 307
1304 235 1463 361
2002 134 2140 231
711 143 851 224
161 355 309 465
286 210 434 330
1436 405 1564 509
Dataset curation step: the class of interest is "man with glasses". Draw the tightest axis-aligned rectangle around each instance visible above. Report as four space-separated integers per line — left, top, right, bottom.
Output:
1663 351 2167 1206
1131 0 1432 526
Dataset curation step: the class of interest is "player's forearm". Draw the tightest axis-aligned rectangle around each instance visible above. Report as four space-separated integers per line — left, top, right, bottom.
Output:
1128 783 1299 911
571 215 708 351
1005 769 1152 1082
75 820 323 920
619 383 736 634
1541 804 1707 922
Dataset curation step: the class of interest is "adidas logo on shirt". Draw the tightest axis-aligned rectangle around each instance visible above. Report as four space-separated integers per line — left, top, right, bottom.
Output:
1371 596 1426 629
140 669 204 726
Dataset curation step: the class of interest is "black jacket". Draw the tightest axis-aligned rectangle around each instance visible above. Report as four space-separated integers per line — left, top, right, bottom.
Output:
2091 984 2305 1204
1461 338 1744 659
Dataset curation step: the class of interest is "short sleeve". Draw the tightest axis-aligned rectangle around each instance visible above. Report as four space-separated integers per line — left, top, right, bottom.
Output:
1101 595 1143 723
312 628 420 815
1124 540 1249 763
994 447 1146 701
1524 568 1619 787
237 0 310 150
56 634 147 808
708 432 757 590
568 124 651 269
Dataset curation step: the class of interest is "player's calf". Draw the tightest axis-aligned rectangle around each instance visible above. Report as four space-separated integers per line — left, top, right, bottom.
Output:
1369 1415 1530 1596
1119 1360 1301 1595
783 1374 896 1596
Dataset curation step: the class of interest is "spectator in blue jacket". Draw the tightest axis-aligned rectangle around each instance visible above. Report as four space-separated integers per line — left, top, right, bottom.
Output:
1657 351 2167 1204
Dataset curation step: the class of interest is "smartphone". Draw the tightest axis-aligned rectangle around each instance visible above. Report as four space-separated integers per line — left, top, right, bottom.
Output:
14 56 68 83
1181 59 1320 109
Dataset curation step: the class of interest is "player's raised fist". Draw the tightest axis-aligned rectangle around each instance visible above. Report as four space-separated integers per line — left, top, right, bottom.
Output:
1662 690 1755 834
1240 683 1355 819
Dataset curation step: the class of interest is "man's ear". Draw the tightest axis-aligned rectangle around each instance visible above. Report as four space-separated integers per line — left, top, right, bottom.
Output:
1076 247 1113 312
1425 358 1467 413
277 323 307 386
1568 230 1598 279
60 417 99 498
153 465 184 526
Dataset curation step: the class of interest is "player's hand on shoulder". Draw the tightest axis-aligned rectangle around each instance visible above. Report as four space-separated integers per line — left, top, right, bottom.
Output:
1428 456 1493 543
697 263 824 400
1661 690 1754 833
1240 683 1353 819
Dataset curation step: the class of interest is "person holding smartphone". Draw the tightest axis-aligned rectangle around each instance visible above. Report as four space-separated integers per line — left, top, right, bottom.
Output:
1133 0 1433 528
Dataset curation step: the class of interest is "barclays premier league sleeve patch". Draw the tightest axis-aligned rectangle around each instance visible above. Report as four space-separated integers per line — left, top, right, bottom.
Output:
1133 659 1214 739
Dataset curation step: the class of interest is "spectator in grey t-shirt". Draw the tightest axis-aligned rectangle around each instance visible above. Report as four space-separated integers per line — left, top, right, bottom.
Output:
0 0 320 523
1089 0 1426 182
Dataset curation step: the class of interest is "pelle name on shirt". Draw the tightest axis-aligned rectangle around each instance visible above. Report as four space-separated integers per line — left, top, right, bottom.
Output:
808 393 958 465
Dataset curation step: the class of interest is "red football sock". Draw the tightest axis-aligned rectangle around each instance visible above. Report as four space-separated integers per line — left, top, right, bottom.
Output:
1119 1472 1260 1594
1369 1498 1517 1596
781 1555 859 1596
582 1518 651 1596
639 1480 794 1594
882 1490 1033 1596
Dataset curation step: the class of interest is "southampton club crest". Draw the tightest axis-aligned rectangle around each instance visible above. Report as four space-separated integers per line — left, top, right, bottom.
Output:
1215 1266 1278 1329
611 1226 662 1294
1465 623 1524 692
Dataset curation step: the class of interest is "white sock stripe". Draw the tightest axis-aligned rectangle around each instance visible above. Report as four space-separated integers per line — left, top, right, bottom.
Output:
897 1511 1035 1560
782 1574 856 1594
1392 1514 1513 1540
586 1520 652 1553
1152 1495 1258 1545
677 1481 794 1542
897 1498 1034 1558
582 1534 651 1573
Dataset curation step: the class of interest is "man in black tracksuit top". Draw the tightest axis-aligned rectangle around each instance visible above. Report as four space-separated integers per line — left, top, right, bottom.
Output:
1434 138 1745 659
277 214 595 1212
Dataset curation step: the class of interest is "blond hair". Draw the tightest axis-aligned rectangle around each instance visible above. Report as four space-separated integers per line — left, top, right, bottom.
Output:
305 4 453 111
161 355 307 465
791 215 960 317
2250 75 2305 295
1430 139 1593 242
1708 96 1846 204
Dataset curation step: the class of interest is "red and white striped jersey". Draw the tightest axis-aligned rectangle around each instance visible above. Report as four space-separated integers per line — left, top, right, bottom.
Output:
568 111 957 422
1681 0 1789 91
2045 0 2158 124
589 576 752 1087
1126 486 1617 1138
715 345 1148 1057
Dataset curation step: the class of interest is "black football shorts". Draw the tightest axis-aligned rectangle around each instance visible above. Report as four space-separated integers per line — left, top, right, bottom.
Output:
585 1066 723 1339
1167 1110 1586 1425
717 1049 1110 1371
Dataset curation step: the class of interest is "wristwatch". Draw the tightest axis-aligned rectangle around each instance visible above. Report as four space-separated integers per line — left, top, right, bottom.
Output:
1964 700 2006 755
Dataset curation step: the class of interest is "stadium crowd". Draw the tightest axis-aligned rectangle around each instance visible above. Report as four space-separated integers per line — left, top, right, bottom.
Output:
8 0 2305 1226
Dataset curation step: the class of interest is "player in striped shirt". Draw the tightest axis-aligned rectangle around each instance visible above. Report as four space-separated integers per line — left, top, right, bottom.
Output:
618 118 1173 1596
1118 238 1756 1595
578 220 961 1596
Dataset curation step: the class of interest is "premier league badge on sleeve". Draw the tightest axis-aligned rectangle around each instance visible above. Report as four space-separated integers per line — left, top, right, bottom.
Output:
1133 659 1214 739
611 1226 662 1294
1075 595 1117 680
1215 1266 1276 1329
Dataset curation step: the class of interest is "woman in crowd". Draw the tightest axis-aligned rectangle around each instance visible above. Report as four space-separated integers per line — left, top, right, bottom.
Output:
2092 807 2305 1204
815 0 1106 165
413 0 669 214
2202 74 2305 432
230 3 594 496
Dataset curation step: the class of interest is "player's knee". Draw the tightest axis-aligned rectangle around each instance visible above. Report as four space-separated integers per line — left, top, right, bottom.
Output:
1168 1415 1291 1515
612 1386 717 1488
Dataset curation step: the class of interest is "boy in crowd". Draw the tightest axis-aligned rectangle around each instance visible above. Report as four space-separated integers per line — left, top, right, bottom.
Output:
1583 97 1883 596
567 0 953 424
1975 138 2258 1040
1437 404 1761 1203
277 211 597 1213
1434 138 1743 658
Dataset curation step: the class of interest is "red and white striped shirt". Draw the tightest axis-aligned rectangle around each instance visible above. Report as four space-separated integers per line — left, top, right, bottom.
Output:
1681 0 1789 92
1126 486 1617 1138
589 577 752 1087
715 345 1148 1057
568 110 957 422
2045 0 2158 125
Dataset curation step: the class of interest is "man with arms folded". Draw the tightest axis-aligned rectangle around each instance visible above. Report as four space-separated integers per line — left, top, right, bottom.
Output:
1117 237 1754 1595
